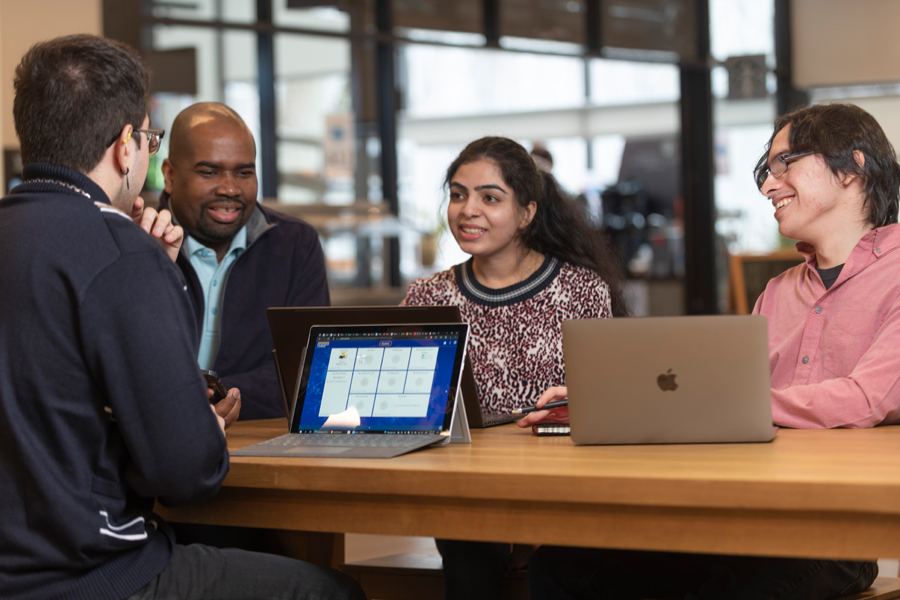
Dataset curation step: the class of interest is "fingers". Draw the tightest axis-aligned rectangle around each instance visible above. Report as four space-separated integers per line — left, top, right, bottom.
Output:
139 207 178 243
150 207 169 237
516 406 569 428
535 386 568 409
163 224 184 262
130 197 145 223
517 408 550 427
137 207 184 262
138 206 157 234
516 387 569 428
213 388 242 430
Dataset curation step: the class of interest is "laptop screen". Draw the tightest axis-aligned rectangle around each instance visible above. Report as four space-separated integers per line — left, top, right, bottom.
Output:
290 323 468 434
267 305 466 411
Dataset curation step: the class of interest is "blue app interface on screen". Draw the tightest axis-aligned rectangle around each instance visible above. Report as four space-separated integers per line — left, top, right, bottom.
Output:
297 330 461 432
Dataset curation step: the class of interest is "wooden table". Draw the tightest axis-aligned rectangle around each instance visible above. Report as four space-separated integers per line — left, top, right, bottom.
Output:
157 420 900 561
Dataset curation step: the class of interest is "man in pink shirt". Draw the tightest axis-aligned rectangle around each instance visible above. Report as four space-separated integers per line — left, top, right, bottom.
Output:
522 103 896 600
752 104 900 429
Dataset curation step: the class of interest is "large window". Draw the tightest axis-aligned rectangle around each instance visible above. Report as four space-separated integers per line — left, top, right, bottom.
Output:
133 0 779 311
274 34 352 203
149 25 260 192
709 0 779 255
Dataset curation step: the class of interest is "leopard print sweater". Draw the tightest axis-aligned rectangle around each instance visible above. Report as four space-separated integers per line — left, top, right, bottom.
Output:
402 255 612 413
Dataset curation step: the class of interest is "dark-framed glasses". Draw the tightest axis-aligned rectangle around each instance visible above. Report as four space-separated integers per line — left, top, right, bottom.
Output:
135 129 165 155
757 150 817 189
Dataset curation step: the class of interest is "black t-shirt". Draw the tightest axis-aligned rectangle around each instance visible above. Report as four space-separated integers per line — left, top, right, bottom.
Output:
816 263 844 290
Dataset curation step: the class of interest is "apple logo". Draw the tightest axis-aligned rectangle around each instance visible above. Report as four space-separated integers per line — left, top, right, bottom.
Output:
657 369 678 391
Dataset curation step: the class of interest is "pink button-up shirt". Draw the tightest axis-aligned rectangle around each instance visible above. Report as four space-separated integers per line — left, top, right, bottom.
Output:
753 224 900 428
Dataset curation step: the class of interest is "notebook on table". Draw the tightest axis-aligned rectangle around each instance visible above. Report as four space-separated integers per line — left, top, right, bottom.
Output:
267 306 515 428
563 315 775 445
232 323 469 458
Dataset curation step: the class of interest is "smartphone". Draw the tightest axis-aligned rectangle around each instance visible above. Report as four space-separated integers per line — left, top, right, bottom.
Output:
201 369 227 403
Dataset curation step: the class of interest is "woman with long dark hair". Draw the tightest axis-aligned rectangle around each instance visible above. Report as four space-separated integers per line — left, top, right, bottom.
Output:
402 136 627 599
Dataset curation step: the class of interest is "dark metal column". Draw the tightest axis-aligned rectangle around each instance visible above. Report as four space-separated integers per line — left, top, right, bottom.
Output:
585 0 601 55
376 0 401 287
584 0 601 171
679 0 717 315
257 0 278 198
774 0 808 116
484 0 500 47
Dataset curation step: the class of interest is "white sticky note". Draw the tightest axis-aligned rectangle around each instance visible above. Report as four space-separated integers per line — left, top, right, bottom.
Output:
321 406 361 430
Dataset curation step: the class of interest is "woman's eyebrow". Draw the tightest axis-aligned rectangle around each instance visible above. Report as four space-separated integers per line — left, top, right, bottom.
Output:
473 184 507 193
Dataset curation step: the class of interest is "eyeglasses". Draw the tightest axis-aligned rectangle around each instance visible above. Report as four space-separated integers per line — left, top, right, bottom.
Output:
134 129 165 155
757 150 817 189
106 128 166 155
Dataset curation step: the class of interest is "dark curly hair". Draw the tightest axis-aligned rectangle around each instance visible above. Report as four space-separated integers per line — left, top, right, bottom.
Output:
445 136 628 317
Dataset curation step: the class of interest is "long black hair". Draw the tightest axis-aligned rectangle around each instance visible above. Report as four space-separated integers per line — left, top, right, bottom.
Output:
445 136 629 317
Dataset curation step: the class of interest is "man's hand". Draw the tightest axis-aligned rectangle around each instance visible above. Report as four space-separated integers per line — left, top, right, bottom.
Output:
516 386 569 428
209 403 226 436
130 198 184 263
210 387 241 430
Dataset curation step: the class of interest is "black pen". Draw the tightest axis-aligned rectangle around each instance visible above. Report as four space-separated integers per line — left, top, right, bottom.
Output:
511 399 568 415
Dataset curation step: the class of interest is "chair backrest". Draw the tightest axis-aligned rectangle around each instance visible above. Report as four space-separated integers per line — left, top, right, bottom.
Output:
729 250 805 314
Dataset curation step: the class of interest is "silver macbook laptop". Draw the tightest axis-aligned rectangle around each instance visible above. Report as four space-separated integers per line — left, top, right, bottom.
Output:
232 323 469 458
267 306 515 428
564 315 774 445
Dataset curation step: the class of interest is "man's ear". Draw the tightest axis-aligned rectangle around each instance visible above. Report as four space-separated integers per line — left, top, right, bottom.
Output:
840 150 866 186
161 158 175 194
113 124 135 176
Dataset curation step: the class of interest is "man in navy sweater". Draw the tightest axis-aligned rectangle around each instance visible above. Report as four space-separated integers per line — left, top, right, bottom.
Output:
0 34 363 600
159 102 330 420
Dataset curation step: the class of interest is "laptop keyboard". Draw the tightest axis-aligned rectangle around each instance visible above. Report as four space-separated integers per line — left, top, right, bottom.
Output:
261 433 440 448
483 413 515 427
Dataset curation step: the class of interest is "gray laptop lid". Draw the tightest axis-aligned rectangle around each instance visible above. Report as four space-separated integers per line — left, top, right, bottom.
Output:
564 316 774 445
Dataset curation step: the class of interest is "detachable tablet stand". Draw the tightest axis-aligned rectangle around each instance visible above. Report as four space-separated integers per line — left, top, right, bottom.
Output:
450 387 471 444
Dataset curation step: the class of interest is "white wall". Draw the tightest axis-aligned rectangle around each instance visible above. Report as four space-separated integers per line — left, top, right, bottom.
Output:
794 0 900 88
0 0 102 156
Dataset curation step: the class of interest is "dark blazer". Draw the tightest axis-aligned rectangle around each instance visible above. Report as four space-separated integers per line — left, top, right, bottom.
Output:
159 192 330 419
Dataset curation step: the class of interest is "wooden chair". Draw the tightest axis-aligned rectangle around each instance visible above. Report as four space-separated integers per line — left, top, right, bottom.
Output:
341 551 528 600
729 250 805 314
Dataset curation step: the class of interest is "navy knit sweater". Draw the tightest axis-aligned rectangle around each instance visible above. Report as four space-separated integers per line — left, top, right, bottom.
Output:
158 192 330 420
0 164 230 600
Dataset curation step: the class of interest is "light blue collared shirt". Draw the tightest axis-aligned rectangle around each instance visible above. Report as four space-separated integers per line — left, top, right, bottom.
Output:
187 227 248 369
